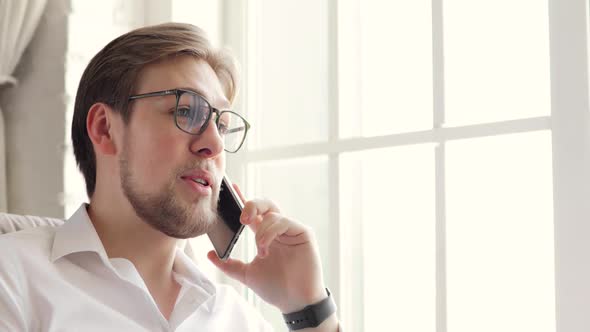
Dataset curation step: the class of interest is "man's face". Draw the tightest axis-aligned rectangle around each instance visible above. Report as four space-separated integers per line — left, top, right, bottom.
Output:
118 56 229 239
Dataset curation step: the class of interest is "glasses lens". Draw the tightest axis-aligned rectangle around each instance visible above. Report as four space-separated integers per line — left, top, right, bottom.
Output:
218 112 247 152
175 92 210 134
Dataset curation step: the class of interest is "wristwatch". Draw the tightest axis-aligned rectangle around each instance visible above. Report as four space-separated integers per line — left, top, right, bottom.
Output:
282 288 337 331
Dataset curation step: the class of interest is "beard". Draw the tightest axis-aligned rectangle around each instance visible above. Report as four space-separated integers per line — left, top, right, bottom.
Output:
119 154 220 239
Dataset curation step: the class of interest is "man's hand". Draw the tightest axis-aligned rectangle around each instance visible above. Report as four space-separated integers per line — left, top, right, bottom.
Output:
207 184 327 314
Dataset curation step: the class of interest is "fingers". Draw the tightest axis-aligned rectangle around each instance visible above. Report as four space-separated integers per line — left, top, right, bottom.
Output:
240 198 281 225
231 183 281 231
206 250 247 283
230 183 309 257
240 199 282 235
255 212 309 258
255 213 287 257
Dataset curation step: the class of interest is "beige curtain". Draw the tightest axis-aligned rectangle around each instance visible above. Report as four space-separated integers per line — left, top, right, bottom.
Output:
0 0 48 211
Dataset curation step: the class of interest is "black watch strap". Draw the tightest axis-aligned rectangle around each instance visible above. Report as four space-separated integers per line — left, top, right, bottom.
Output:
282 288 337 331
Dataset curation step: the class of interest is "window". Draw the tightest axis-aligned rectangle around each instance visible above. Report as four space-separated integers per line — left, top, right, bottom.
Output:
220 0 590 331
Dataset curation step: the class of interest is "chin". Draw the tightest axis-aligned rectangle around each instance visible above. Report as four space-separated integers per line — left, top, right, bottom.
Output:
169 201 217 238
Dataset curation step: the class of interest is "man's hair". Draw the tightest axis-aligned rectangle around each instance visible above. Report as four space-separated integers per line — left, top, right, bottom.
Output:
72 22 238 198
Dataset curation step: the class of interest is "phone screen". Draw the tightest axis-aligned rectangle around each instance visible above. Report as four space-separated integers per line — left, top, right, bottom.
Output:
207 177 245 260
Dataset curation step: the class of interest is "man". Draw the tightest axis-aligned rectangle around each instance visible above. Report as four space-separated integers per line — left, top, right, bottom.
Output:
0 23 339 331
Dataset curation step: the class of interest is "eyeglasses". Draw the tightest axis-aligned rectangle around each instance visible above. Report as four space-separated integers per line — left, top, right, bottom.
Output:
128 89 250 153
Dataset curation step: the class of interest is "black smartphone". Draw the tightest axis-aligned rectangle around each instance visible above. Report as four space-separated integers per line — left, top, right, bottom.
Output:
207 176 245 260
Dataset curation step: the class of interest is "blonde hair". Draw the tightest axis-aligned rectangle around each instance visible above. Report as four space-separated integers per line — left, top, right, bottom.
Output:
72 22 239 197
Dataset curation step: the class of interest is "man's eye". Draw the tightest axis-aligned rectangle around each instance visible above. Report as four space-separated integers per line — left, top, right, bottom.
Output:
176 107 192 117
218 123 229 135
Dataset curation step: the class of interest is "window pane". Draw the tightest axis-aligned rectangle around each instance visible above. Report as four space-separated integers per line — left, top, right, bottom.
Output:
446 131 555 332
249 0 330 149
443 0 551 126
247 156 330 329
339 0 433 138
340 145 435 332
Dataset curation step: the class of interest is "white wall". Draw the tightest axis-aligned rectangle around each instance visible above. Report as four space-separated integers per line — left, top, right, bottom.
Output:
0 0 147 218
0 0 69 218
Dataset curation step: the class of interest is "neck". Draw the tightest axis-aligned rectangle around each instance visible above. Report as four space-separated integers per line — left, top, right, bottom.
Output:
87 196 179 283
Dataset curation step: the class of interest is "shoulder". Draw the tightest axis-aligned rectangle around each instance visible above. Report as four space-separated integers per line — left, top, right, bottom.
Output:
0 225 57 256
0 227 58 331
0 226 57 274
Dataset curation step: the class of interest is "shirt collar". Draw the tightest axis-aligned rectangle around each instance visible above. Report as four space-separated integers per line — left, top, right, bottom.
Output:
173 248 216 296
51 203 218 298
50 203 111 263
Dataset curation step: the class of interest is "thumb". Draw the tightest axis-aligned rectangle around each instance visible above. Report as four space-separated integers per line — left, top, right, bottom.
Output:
207 250 247 284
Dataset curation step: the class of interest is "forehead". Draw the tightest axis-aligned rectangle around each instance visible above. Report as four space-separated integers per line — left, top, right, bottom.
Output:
133 55 230 109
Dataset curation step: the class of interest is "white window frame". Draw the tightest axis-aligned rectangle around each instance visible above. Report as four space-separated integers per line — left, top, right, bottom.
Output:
549 1 590 331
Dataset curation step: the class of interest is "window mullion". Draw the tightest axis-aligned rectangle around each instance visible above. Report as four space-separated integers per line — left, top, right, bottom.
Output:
327 0 342 317
432 0 447 330
549 0 590 331
244 116 551 162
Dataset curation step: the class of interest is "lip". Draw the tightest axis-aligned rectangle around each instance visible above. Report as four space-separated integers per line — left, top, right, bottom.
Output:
180 170 214 195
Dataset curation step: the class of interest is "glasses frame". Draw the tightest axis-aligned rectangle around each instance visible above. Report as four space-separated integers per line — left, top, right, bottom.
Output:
128 89 250 153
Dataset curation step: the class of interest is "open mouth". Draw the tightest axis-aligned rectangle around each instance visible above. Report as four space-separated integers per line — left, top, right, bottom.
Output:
180 170 214 194
190 177 209 186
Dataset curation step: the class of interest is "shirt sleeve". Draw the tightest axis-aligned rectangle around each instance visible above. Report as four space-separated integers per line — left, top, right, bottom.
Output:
220 285 275 331
0 238 28 331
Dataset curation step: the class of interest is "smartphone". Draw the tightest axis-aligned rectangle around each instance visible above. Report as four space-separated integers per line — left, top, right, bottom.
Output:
207 176 246 260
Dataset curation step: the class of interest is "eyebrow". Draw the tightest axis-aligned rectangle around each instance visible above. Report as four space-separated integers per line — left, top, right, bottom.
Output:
178 86 231 110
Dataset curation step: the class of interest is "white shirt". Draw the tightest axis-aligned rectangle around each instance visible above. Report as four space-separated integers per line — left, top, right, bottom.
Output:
0 204 273 331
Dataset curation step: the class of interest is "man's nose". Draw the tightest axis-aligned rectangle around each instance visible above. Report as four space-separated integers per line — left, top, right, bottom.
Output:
189 119 224 158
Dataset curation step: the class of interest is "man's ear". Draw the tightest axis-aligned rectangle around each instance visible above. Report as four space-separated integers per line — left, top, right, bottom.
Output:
86 103 119 155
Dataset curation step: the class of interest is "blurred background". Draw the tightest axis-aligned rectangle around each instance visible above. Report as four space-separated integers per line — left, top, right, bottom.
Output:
1 0 589 331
